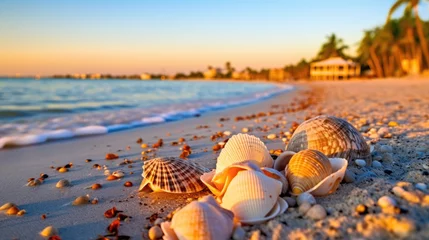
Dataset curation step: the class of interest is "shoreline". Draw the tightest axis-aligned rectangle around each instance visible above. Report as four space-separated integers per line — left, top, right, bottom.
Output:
0 78 428 239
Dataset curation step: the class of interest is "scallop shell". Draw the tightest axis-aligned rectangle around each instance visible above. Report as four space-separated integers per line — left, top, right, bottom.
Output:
139 157 208 193
216 133 273 174
286 149 332 195
40 226 58 238
56 179 71 188
220 170 282 222
161 195 234 240
0 202 16 211
286 115 371 165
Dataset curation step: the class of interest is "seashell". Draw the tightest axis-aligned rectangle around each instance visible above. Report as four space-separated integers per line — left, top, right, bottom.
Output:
161 195 234 240
72 195 90 205
286 115 371 165
220 170 282 222
124 181 133 187
17 209 26 216
378 196 396 209
107 219 120 235
40 226 58 238
261 167 289 194
104 170 111 176
91 183 102 190
27 179 42 187
112 170 125 178
139 157 208 193
0 202 16 211
106 175 119 181
273 151 296 172
149 226 163 240
58 167 68 173
7 206 19 215
286 150 348 196
216 133 273 174
56 179 71 188
105 207 123 218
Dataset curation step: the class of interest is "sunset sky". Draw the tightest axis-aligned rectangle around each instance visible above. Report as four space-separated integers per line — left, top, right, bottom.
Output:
1 0 428 75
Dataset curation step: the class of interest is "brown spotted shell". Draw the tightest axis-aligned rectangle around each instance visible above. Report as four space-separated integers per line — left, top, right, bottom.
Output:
286 115 371 164
286 149 332 194
139 157 209 193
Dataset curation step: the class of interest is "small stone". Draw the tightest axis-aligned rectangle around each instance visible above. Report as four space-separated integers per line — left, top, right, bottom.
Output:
306 204 327 220
283 197 296 207
297 192 316 206
154 218 163 226
380 145 393 153
148 226 163 240
344 170 355 183
355 159 366 167
378 196 397 208
242 127 249 133
369 133 380 139
267 134 276 140
415 183 427 192
299 202 312 215
401 191 420 204
232 226 246 240
388 121 399 127
377 127 389 137
373 155 382 161
372 160 382 168
355 204 368 215
223 131 232 136
392 186 405 197
384 169 393 175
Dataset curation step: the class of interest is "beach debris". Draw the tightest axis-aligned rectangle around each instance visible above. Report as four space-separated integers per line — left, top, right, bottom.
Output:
212 144 222 152
106 175 119 181
160 195 234 240
91 183 102 190
56 179 71 188
41 214 47 220
92 198 99 205
123 181 133 187
112 170 125 178
388 121 399 127
72 195 90 205
117 213 130 221
27 179 43 186
152 139 163 148
306 204 327 220
93 164 101 169
105 153 119 160
415 183 427 192
241 127 250 133
17 209 26 216
136 138 143 144
104 207 123 218
58 167 68 173
40 173 49 179
139 157 208 193
0 202 17 211
355 159 366 167
107 219 120 235
286 115 371 164
267 133 277 140
297 192 316 206
286 149 347 196
40 226 58 238
6 206 19 215
355 204 368 215
85 159 92 162
104 169 111 176
148 226 163 240
216 133 273 174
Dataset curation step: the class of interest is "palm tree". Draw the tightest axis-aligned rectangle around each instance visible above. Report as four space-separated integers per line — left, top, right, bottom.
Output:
316 33 349 60
357 30 384 78
387 0 429 69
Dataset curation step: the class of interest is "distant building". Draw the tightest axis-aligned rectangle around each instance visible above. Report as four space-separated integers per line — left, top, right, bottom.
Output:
203 68 221 79
140 73 151 80
269 68 290 81
310 57 360 80
232 70 251 80
90 73 101 79
401 58 420 75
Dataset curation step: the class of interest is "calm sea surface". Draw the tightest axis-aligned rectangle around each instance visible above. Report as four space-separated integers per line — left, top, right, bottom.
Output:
0 78 292 147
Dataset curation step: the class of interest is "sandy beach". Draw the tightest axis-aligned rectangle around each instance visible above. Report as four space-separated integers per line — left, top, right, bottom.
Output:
1 78 429 240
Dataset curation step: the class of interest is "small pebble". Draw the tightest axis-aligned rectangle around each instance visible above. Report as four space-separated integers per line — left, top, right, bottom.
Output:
343 170 356 183
232 226 246 240
283 197 296 207
380 145 393 153
297 192 316 206
384 169 393 175
392 186 405 197
355 204 368 215
306 204 327 220
401 191 420 204
388 121 398 127
298 202 312 215
267 134 276 140
372 160 382 168
377 127 389 136
242 127 249 133
369 133 380 139
378 196 397 208
415 183 427 192
148 226 163 240
223 131 232 136
355 159 366 167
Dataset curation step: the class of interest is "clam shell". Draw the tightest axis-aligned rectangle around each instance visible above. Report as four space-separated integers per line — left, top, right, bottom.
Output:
220 170 282 222
139 157 208 193
273 151 296 172
40 226 58 238
261 167 289 194
72 195 90 205
287 157 348 196
0 202 16 211
112 170 124 178
216 133 273 174
286 149 332 195
161 195 234 240
56 179 71 188
286 115 371 164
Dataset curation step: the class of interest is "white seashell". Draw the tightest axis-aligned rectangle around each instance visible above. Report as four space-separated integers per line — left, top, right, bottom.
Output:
216 133 273 174
306 204 327 220
0 202 16 211
377 196 396 208
161 195 234 240
261 167 288 194
56 179 71 188
220 170 282 222
112 170 124 178
104 170 111 176
372 160 382 168
297 192 316 206
223 131 232 136
273 151 295 172
355 159 366 167
40 226 58 238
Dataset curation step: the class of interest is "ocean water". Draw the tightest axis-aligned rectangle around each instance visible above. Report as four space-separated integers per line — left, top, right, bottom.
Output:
0 78 293 148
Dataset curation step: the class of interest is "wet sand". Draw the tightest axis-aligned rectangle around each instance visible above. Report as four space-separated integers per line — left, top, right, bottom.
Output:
0 78 428 240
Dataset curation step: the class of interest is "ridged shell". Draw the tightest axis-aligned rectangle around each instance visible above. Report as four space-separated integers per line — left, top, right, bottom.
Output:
286 115 371 164
139 157 208 193
221 170 282 222
261 167 289 194
216 133 273 174
286 149 332 195
161 195 234 240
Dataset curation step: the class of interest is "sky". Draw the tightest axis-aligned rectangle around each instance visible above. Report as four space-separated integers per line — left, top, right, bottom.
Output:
1 0 429 75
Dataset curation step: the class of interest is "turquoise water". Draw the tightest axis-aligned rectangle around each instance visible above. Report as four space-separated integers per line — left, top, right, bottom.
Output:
0 78 293 148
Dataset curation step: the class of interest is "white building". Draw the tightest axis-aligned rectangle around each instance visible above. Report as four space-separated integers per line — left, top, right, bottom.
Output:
310 57 360 80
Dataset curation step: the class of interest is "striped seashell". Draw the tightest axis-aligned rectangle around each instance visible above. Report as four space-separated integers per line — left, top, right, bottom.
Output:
139 157 209 193
286 149 332 195
161 195 234 240
216 133 273 174
286 115 371 165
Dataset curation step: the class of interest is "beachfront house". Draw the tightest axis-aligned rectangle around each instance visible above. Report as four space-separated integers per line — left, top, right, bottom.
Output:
269 68 291 81
140 73 151 80
310 57 360 80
